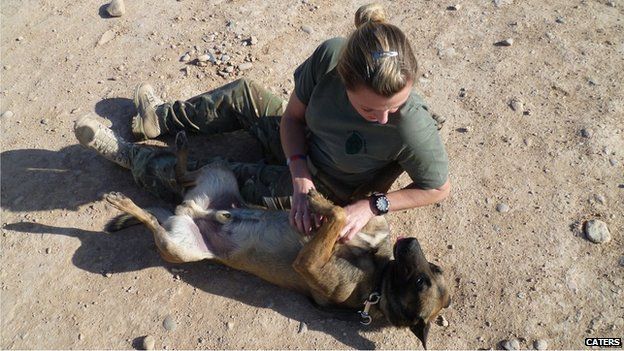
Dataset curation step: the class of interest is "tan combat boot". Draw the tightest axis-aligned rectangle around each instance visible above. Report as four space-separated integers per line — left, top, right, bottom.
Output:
74 115 134 169
132 82 164 140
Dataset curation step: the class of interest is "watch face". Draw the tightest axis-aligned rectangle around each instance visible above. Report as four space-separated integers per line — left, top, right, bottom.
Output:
376 196 389 213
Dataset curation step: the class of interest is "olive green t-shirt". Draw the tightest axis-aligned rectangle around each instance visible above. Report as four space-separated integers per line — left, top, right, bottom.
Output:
294 37 448 192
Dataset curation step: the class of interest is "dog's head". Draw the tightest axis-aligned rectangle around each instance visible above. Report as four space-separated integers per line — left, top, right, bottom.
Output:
379 237 451 349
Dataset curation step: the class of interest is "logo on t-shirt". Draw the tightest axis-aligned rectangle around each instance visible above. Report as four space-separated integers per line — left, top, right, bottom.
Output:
345 131 366 154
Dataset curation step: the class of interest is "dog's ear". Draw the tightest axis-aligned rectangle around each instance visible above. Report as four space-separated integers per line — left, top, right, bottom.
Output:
410 319 430 349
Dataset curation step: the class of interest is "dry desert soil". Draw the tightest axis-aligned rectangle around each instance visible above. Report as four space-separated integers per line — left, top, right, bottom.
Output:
1 0 623 349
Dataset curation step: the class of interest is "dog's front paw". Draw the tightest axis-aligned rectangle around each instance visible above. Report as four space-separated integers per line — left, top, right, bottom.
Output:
104 192 131 209
306 189 334 214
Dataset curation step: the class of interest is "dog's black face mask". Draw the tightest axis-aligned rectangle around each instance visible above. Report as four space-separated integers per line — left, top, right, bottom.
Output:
380 237 451 349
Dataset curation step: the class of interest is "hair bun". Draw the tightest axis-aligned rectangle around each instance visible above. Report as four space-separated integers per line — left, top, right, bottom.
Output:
354 3 387 28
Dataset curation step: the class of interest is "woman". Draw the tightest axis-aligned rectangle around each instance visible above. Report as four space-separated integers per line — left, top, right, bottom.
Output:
75 3 450 242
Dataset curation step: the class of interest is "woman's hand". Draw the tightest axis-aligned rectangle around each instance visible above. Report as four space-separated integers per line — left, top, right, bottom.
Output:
290 176 318 235
339 199 375 243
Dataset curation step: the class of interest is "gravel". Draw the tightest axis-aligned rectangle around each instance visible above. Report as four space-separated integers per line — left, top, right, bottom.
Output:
106 0 125 17
502 338 520 350
163 315 177 331
495 38 514 46
496 203 510 213
584 219 611 244
142 335 155 350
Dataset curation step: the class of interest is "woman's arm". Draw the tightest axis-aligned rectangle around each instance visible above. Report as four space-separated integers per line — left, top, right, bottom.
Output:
280 92 317 234
339 179 451 242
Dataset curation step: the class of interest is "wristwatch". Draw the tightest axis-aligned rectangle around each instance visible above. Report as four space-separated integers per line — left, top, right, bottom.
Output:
370 192 390 215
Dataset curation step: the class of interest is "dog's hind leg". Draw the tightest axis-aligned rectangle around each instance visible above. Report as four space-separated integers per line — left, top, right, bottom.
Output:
293 190 360 303
105 192 201 263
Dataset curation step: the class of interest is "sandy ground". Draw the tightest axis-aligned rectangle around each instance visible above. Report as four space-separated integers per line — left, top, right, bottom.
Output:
1 0 623 349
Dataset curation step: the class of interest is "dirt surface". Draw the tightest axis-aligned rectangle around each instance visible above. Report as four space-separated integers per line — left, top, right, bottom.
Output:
1 0 623 349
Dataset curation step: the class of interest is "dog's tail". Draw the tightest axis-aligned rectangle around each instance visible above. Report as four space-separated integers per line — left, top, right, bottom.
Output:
105 207 173 232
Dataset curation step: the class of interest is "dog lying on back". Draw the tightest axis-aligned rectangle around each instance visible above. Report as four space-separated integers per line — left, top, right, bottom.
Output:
105 132 450 349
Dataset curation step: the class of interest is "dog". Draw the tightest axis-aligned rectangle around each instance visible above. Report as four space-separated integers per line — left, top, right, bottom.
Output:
104 132 450 349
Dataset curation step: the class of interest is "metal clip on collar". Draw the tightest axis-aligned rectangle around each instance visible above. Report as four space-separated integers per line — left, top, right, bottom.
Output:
358 292 381 325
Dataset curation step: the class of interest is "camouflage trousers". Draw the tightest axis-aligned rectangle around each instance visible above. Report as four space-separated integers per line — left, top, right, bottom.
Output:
128 78 403 207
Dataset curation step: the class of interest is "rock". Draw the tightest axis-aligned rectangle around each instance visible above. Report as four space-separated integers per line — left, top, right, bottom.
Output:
609 158 618 166
221 54 230 63
298 321 308 334
436 315 449 327
45 248 51 254
456 127 470 133
180 53 191 62
495 38 514 46
580 128 593 138
502 338 520 350
496 203 510 213
301 25 313 34
106 0 125 17
446 5 460 10
163 315 177 331
104 272 112 278
619 256 624 267
97 29 116 46
41 118 49 125
555 17 565 24
16 36 24 42
494 0 504 6
1 110 14 118
142 335 155 350
593 194 606 205
534 339 548 350
197 54 213 62
224 66 234 73
78 333 84 340
509 98 524 112
238 62 253 71
607 1 616 7
226 321 234 330
584 219 611 244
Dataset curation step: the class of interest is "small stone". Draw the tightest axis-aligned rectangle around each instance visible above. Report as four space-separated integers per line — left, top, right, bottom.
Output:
298 321 308 334
238 62 253 71
477 336 485 342
224 66 234 73
494 0 503 6
163 315 177 331
619 256 624 267
436 315 449 327
16 36 24 42
301 25 313 34
104 272 112 278
106 0 125 17
496 203 510 213
584 219 611 244
180 53 191 62
517 292 526 299
197 54 212 62
580 128 593 138
593 194 606 205
534 339 548 350
78 333 84 341
509 98 524 112
45 248 51 254
495 38 514 46
226 321 234 330
41 118 49 125
555 17 565 24
221 54 230 62
446 5 460 10
607 1 616 7
502 338 520 350
485 321 492 327
1 111 14 118
609 158 617 166
457 127 470 133
142 335 155 350
97 29 116 46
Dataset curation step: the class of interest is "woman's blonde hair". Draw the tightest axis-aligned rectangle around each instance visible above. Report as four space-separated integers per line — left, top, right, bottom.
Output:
337 3 418 97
